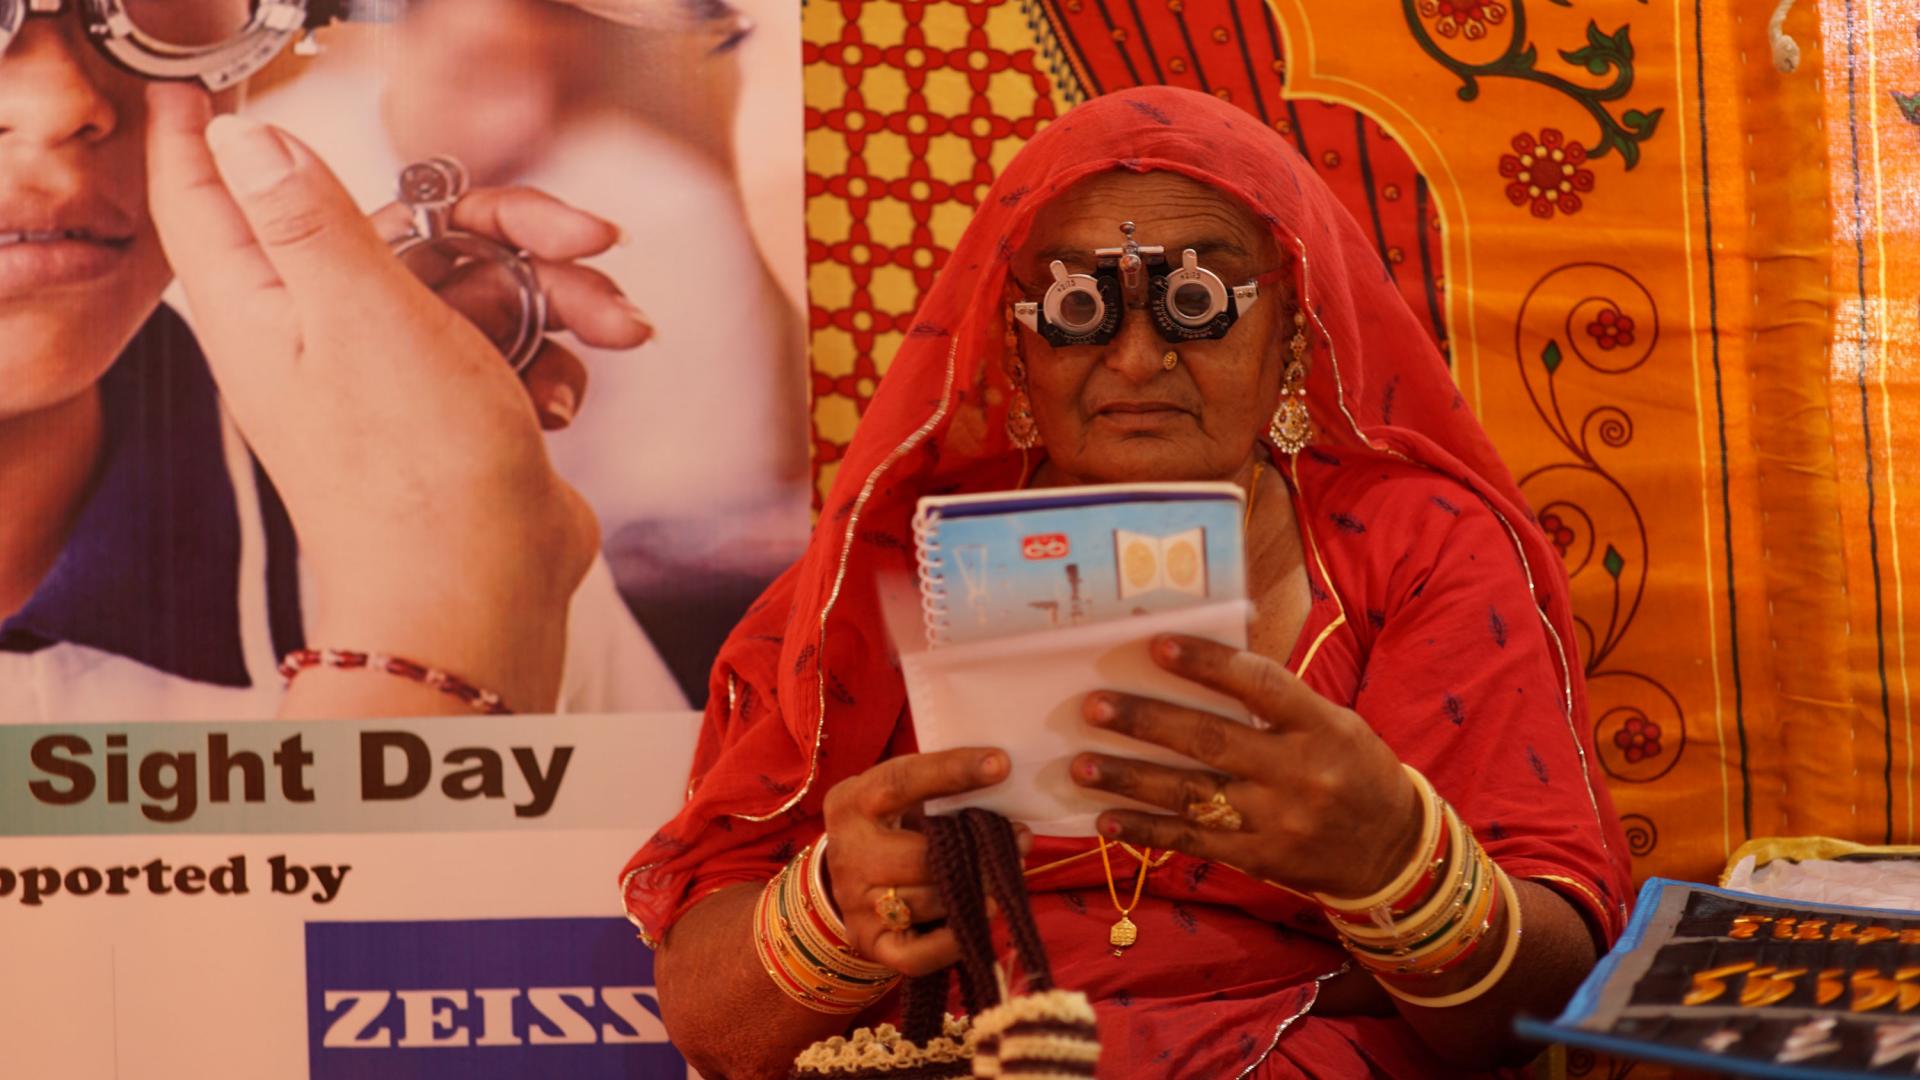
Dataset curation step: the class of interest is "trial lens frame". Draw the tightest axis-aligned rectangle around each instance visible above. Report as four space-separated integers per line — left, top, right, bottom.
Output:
1011 221 1263 347
0 0 400 91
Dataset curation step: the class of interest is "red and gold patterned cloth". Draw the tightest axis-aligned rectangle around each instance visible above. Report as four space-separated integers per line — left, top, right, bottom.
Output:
623 86 1629 1076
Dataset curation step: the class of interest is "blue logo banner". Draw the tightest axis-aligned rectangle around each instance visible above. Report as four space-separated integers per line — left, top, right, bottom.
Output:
305 917 687 1079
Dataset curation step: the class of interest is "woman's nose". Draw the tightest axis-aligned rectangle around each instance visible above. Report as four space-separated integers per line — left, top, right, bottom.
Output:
0 20 120 148
1099 306 1171 383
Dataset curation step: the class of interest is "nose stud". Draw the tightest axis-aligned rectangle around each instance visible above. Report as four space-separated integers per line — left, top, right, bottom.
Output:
1162 350 1180 371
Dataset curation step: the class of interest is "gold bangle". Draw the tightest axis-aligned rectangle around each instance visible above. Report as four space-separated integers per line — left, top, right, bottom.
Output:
754 852 898 1015
1389 851 1500 975
1343 835 1485 964
807 835 854 941
1378 862 1523 1009
1354 844 1500 976
753 868 843 1012
1334 799 1472 948
774 858 895 987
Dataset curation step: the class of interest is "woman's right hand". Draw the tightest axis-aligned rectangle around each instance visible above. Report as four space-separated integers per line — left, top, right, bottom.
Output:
820 748 1017 976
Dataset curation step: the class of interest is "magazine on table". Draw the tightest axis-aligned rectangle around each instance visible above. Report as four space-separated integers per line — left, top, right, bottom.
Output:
1517 877 1920 1077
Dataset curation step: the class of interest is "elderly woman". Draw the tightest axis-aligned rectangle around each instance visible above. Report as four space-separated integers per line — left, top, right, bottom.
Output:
625 85 1630 1078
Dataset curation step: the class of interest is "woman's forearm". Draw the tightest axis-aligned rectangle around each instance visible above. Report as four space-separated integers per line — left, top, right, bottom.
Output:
1391 879 1597 1068
656 883 884 1080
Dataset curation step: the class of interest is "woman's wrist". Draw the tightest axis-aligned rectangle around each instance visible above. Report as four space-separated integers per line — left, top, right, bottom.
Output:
1317 762 1435 905
753 841 900 1015
1314 767 1522 1007
296 553 577 715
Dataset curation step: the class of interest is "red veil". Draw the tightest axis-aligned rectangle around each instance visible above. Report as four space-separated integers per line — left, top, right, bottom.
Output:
622 87 1626 959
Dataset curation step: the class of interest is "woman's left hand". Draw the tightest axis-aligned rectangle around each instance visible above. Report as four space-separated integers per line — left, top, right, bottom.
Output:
1071 633 1425 900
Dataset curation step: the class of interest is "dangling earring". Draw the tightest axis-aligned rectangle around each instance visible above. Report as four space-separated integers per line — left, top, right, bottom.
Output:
1005 321 1042 449
1162 350 1180 371
1268 310 1313 455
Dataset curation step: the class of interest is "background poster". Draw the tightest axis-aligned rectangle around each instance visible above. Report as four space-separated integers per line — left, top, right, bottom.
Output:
2 1 806 1072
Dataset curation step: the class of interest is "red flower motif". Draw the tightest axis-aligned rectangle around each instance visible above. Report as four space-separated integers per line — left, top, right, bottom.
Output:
1586 308 1636 350
1417 0 1507 39
1538 512 1576 555
1499 129 1595 219
1613 716 1664 764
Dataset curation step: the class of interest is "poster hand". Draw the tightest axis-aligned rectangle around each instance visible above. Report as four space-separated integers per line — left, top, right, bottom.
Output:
145 84 594 710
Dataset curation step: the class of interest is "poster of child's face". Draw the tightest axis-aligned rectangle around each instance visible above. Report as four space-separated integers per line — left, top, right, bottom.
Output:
0 0 808 721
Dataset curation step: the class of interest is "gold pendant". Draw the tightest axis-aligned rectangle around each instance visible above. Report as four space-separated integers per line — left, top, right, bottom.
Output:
1268 395 1313 456
1109 915 1138 956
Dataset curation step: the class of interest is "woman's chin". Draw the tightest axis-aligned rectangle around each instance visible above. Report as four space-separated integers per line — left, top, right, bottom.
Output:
1066 437 1238 485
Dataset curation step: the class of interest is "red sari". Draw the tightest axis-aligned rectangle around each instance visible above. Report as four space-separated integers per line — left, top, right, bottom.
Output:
622 86 1631 1077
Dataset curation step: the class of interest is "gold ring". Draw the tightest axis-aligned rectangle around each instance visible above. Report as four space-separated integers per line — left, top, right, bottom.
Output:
874 887 913 931
1186 791 1245 831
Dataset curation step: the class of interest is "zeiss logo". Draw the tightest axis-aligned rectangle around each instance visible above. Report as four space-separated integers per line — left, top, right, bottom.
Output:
305 917 692 1079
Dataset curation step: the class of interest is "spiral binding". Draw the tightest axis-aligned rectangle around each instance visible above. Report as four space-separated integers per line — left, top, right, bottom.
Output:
913 505 951 648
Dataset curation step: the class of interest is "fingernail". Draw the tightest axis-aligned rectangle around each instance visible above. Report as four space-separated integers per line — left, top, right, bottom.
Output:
1154 636 1182 663
1098 817 1122 838
544 384 577 428
1086 695 1116 724
980 752 1008 781
1074 758 1100 783
204 114 295 196
612 224 632 248
619 298 654 342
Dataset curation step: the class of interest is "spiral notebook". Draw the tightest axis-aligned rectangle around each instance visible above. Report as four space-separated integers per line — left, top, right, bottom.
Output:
911 483 1248 647
902 483 1253 835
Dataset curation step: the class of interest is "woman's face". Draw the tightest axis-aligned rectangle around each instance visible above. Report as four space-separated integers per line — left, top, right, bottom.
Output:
1012 171 1285 486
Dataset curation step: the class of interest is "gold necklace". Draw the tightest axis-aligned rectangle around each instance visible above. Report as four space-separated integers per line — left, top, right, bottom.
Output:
1097 838 1153 956
1244 459 1262 532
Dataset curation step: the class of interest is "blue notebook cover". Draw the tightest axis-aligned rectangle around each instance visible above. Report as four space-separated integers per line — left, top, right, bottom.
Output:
1516 877 1920 1077
913 483 1246 647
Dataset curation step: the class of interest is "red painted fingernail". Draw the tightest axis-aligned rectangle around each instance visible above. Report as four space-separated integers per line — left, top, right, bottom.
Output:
980 752 1009 781
1098 817 1122 838
1075 758 1100 782
1087 696 1116 723
1155 637 1182 663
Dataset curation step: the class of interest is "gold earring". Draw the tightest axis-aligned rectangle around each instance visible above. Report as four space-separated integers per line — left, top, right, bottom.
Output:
1005 323 1043 450
1268 310 1313 455
1162 350 1180 371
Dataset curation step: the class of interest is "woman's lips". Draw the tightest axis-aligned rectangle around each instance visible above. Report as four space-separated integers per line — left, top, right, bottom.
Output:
0 233 134 297
1092 402 1190 430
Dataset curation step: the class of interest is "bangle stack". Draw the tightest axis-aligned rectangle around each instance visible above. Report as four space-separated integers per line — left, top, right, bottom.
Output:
753 840 902 1015
1313 765 1524 1009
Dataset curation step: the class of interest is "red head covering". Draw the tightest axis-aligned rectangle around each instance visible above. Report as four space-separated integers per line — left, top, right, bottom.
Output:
622 85 1623 943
